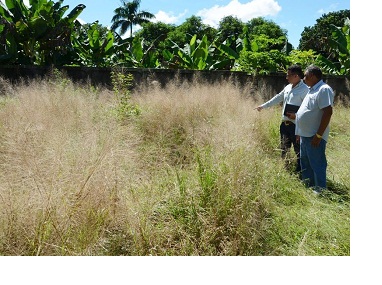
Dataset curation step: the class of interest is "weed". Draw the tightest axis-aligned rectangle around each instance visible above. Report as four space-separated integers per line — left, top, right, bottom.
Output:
110 70 141 120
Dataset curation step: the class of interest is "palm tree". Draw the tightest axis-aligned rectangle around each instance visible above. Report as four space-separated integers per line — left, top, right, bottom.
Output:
111 0 155 38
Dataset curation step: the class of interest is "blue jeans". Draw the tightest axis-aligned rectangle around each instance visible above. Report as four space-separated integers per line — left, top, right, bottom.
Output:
300 136 327 192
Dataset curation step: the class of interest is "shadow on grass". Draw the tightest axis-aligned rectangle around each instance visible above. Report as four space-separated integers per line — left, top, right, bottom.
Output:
286 166 350 203
323 179 350 203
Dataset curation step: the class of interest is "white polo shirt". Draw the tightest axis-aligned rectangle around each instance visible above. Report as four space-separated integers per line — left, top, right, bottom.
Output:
260 80 309 123
295 80 335 141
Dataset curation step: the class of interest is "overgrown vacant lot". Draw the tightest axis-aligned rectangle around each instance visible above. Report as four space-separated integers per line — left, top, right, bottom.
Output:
0 75 350 256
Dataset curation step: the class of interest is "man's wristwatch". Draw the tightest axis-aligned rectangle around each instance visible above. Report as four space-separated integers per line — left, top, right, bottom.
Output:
315 133 323 139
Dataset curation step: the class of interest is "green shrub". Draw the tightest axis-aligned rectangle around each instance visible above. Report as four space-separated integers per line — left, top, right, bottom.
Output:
111 70 141 120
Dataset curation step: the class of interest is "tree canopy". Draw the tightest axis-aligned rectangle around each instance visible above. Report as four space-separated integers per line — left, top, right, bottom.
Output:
167 16 217 48
299 9 350 59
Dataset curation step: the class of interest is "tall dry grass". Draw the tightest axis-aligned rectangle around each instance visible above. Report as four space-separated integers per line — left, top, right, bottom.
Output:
0 75 350 255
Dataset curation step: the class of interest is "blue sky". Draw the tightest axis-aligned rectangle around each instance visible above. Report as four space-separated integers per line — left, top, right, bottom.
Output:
58 0 350 48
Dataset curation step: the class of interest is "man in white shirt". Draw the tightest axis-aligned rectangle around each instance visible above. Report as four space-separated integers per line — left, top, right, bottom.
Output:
256 65 309 172
286 65 334 194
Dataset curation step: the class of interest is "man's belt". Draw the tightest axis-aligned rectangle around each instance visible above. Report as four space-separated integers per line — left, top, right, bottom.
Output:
282 121 294 126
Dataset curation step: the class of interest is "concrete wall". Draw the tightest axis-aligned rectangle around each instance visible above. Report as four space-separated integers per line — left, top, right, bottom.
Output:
0 65 350 100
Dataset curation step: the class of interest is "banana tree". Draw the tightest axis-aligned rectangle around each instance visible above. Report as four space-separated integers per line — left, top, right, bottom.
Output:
0 0 85 65
0 18 17 63
163 34 240 70
115 35 160 68
71 22 117 67
171 34 209 70
316 18 350 75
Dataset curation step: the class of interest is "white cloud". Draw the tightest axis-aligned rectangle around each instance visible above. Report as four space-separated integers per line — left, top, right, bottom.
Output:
197 0 282 27
129 10 188 36
317 3 341 16
76 18 86 25
153 10 188 24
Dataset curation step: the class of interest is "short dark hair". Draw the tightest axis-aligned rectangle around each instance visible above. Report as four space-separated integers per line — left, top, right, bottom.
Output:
288 64 304 79
305 65 322 80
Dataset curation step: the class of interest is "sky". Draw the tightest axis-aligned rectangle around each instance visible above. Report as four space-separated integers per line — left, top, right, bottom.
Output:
47 0 350 48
